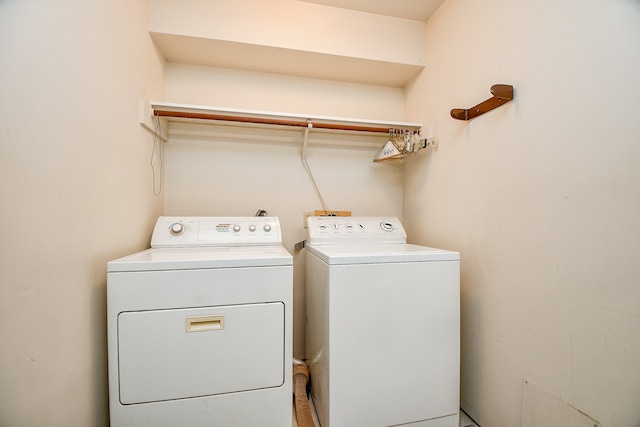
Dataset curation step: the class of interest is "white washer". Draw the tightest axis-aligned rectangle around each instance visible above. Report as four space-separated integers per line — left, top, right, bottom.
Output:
107 216 292 427
305 216 460 427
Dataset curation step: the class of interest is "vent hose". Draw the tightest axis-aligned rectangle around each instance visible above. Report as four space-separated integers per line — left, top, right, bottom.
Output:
293 359 315 427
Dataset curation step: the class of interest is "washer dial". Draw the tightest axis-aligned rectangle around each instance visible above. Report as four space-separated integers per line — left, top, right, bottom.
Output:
170 223 185 236
380 221 394 232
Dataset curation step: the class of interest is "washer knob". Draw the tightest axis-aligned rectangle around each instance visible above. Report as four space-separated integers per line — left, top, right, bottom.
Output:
249 225 256 232
170 223 185 236
233 224 241 232
263 224 272 232
380 221 394 232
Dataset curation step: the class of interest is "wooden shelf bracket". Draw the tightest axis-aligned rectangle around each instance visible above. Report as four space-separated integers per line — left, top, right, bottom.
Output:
450 84 514 121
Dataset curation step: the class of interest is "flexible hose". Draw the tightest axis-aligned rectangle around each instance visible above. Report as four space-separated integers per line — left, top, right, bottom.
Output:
293 360 315 427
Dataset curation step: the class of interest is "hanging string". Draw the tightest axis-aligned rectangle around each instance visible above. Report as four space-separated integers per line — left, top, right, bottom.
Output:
150 115 163 196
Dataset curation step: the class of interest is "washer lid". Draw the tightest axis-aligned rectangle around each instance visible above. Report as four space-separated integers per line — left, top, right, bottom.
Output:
107 245 293 272
306 243 459 265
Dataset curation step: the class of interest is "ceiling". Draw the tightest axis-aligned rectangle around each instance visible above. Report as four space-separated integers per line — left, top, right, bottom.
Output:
297 0 446 22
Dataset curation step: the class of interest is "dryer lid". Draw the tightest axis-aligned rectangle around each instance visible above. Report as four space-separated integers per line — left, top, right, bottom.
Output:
107 245 293 272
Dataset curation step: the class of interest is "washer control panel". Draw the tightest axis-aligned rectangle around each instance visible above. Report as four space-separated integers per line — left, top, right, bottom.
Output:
151 216 282 247
307 216 406 245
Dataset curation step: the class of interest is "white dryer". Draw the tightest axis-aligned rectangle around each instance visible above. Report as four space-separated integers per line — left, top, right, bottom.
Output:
107 216 292 427
305 216 460 427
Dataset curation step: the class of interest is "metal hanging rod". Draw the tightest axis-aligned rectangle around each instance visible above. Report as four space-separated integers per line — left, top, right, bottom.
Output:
148 101 422 134
153 110 395 133
450 84 514 121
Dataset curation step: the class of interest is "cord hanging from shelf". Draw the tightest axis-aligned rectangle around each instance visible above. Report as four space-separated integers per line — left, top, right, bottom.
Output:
301 123 331 213
450 84 514 121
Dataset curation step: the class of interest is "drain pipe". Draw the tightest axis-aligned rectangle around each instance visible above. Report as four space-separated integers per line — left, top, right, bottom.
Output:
293 359 315 427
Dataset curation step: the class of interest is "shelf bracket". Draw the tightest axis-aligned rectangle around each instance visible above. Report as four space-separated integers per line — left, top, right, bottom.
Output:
450 84 514 121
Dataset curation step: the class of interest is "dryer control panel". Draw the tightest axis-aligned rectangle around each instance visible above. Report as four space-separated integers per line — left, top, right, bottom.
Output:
151 216 282 247
307 216 407 245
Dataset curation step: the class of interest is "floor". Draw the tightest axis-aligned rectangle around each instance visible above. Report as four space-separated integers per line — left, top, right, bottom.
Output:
460 410 481 427
292 401 481 427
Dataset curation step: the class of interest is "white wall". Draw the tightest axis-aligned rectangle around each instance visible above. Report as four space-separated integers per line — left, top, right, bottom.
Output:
150 0 425 65
404 0 640 426
163 64 407 356
6 1 637 425
0 1 164 425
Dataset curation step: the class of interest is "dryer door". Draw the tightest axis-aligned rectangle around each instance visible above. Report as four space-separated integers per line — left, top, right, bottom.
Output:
117 302 284 404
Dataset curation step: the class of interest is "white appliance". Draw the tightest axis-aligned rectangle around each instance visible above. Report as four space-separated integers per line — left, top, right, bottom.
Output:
107 216 293 427
305 216 460 427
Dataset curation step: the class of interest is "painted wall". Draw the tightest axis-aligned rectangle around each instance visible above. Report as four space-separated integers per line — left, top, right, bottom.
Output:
0 1 165 425
150 0 425 66
4 1 637 426
404 0 640 426
163 64 407 356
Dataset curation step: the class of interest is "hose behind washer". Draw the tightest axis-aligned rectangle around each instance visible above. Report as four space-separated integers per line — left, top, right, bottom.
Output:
293 359 315 427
